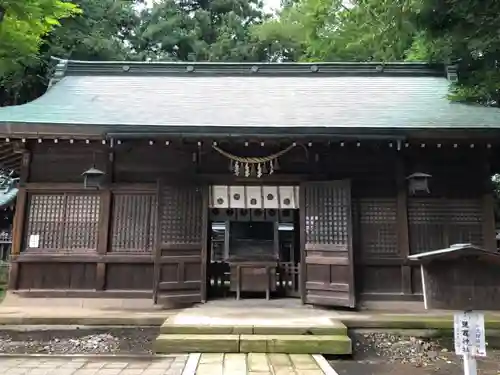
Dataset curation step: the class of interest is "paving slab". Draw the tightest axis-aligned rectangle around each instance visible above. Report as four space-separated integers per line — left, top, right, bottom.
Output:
192 353 331 374
0 355 188 375
154 334 240 353
0 354 337 375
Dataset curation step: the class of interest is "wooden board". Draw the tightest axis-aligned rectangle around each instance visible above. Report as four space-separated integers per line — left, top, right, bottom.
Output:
153 181 206 307
300 180 355 308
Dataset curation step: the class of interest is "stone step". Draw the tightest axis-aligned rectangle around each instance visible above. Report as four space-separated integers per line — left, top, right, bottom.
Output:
154 334 352 355
160 318 348 336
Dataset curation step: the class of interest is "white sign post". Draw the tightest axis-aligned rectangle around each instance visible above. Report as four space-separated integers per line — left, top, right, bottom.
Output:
454 311 486 375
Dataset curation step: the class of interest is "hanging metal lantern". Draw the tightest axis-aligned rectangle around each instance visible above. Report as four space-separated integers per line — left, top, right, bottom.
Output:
406 172 432 195
82 167 105 189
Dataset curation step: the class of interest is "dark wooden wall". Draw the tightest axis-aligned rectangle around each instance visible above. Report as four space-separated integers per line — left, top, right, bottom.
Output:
8 139 496 304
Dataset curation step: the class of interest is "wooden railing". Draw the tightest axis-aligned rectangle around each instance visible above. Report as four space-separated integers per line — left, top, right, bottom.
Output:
207 260 300 298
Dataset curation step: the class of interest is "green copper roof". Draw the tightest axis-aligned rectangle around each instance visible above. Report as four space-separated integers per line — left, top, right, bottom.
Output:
1 59 500 133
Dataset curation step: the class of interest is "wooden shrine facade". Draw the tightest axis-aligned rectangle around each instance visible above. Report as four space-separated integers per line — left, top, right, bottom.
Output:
5 136 497 307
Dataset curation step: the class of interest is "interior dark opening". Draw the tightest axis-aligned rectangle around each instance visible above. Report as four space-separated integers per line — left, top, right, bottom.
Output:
229 221 275 260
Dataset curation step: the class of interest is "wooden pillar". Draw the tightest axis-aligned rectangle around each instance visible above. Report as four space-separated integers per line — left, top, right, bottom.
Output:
19 150 31 185
396 155 412 295
200 185 209 303
9 148 31 290
482 155 496 251
8 188 27 290
95 149 113 290
482 193 496 251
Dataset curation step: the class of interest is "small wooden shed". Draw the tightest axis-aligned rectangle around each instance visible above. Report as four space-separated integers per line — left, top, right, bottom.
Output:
408 244 500 311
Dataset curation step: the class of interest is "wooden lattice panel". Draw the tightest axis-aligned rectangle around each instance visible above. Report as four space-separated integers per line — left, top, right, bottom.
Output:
408 198 483 254
358 198 398 256
159 185 203 245
25 194 100 252
111 193 157 253
26 195 65 249
304 182 350 246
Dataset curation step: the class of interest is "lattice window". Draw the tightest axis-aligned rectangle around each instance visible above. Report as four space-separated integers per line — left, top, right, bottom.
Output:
159 185 203 245
110 193 157 253
408 198 483 254
304 183 350 246
25 193 100 252
358 198 398 256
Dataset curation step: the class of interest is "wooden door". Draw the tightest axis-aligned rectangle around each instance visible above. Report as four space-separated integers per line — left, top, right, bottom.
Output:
153 181 208 306
300 180 355 308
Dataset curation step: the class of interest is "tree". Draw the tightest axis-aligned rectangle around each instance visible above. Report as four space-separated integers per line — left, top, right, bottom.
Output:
253 0 417 62
256 0 500 106
0 0 80 78
1 0 140 106
49 0 141 61
134 0 268 62
410 0 500 106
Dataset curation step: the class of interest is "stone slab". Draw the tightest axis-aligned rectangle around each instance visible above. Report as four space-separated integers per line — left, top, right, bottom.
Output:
239 335 268 352
154 334 240 354
161 310 347 336
252 323 346 336
160 323 254 335
240 335 352 355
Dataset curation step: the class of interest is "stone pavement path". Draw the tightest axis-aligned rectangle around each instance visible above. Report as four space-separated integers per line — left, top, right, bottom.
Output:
193 353 328 374
0 356 188 375
0 354 331 375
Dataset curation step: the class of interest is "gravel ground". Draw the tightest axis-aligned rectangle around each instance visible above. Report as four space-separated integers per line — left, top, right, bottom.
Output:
329 332 500 375
1 327 499 375
0 327 157 355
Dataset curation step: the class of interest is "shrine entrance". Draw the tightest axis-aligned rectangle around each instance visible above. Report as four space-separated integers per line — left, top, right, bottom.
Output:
206 185 301 300
153 181 355 309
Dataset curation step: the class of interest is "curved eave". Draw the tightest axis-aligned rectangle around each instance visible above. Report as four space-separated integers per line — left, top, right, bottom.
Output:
1 121 500 141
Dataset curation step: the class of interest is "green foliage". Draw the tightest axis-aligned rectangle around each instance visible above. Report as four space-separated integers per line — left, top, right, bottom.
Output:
0 0 80 77
254 0 500 106
134 0 267 62
49 0 141 61
413 0 500 106
253 0 418 62
0 0 140 106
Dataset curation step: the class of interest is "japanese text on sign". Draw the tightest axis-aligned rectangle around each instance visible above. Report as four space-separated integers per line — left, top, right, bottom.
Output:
454 311 486 357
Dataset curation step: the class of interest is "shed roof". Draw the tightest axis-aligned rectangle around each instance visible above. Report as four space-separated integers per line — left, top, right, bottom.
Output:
1 59 500 136
408 243 500 263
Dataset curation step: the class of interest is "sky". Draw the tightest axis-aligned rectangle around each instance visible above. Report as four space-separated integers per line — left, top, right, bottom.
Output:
144 0 283 12
263 0 282 11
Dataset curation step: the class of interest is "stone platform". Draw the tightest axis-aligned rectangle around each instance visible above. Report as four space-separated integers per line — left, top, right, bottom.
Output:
154 300 352 355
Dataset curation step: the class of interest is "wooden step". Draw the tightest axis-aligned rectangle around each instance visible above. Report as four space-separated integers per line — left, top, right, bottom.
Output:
154 334 352 354
160 318 348 336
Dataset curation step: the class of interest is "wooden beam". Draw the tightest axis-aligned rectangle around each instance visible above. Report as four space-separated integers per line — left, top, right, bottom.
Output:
25 183 90 192
96 189 112 290
10 188 27 258
298 183 306 303
482 193 496 252
200 185 209 303
8 188 27 290
19 149 31 185
482 154 496 251
396 155 412 295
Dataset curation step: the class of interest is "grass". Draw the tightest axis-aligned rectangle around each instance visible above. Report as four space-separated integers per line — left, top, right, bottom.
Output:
0 260 8 303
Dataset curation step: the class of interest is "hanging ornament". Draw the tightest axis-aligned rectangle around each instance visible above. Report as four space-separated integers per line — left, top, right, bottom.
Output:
274 157 280 170
262 162 268 174
257 163 263 178
211 143 295 178
234 161 240 176
250 163 256 177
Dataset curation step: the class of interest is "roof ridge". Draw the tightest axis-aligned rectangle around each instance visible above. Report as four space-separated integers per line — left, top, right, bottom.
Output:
49 56 447 78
